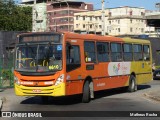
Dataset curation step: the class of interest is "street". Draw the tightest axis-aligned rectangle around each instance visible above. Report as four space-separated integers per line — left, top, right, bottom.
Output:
1 80 160 119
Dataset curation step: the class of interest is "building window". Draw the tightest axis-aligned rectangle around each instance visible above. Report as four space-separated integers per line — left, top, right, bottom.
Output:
130 10 132 16
90 25 92 29
130 19 132 23
99 25 102 29
83 24 85 28
85 4 88 10
118 20 120 24
76 24 78 28
118 28 120 32
130 28 133 32
109 21 111 24
141 28 144 33
83 16 85 20
90 17 92 21
141 12 145 16
76 16 79 20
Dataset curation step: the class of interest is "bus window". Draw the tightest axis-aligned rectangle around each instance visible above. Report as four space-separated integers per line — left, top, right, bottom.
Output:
133 44 143 61
143 45 150 61
123 44 133 61
66 45 81 72
111 43 122 62
96 42 110 62
84 41 96 63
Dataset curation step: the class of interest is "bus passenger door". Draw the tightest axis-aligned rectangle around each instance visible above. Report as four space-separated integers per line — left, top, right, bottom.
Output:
65 41 83 95
142 45 152 83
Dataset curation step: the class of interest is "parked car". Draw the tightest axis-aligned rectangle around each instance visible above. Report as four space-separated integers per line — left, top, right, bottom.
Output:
153 69 160 80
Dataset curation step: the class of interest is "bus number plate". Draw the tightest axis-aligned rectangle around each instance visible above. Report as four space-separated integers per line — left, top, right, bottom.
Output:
33 89 41 93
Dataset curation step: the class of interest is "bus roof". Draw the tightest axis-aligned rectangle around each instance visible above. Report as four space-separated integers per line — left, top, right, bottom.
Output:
64 32 122 42
122 37 150 44
17 32 150 44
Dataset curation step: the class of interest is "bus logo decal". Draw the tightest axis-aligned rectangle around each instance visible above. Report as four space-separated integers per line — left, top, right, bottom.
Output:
108 62 131 76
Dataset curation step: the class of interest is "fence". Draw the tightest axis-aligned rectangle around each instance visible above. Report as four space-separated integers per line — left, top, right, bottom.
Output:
0 31 23 88
0 51 14 88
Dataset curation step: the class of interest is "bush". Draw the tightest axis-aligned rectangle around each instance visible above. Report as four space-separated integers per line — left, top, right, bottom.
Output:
1 69 13 80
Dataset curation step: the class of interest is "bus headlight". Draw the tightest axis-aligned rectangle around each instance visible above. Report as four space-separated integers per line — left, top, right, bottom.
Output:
14 76 20 85
55 74 64 86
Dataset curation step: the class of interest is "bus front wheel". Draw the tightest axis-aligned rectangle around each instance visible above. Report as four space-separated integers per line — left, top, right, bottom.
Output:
82 80 90 103
128 75 137 92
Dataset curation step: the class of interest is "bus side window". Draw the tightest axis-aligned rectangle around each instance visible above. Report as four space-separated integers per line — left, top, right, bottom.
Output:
97 42 110 62
110 43 122 62
143 45 150 61
133 44 143 61
84 41 96 63
123 43 133 61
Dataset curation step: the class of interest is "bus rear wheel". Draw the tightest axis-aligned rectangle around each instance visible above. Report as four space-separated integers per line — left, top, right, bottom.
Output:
82 80 90 103
128 75 137 92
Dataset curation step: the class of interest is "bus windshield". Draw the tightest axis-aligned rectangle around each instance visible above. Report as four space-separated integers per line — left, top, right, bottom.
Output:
15 43 62 73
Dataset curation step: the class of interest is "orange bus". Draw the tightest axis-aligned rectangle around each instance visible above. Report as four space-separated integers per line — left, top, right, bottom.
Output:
14 32 152 103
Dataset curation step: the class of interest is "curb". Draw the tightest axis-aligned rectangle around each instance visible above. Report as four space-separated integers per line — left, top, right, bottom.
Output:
0 98 2 111
144 93 160 102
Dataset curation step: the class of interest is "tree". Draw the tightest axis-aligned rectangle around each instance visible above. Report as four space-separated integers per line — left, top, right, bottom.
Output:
0 0 32 31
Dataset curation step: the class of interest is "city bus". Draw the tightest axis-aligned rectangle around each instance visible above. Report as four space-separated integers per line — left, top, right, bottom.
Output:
14 32 152 103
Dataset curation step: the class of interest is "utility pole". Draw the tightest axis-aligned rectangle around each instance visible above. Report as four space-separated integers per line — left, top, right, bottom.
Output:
32 0 37 32
101 0 105 36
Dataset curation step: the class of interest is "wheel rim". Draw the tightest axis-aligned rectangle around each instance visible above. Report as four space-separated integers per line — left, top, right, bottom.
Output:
131 79 135 90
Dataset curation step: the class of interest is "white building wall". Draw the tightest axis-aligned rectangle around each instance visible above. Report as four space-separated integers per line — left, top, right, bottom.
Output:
74 6 155 36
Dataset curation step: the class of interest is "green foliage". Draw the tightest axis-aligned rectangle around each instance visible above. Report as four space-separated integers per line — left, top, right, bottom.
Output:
0 0 32 31
156 66 160 69
1 69 13 80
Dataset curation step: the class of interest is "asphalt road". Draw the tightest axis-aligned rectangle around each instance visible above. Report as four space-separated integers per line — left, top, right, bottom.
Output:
1 80 160 119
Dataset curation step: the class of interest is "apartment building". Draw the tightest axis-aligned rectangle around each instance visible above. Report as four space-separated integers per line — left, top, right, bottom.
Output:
74 6 151 36
21 0 93 32
74 10 108 34
47 1 93 32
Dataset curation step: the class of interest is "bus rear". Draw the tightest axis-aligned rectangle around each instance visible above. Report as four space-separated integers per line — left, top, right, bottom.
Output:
14 32 66 97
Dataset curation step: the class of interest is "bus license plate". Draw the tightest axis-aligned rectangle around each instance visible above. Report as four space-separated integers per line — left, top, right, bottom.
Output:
33 89 41 93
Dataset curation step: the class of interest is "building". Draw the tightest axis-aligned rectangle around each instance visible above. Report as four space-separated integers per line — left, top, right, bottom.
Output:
32 3 47 32
21 0 93 32
74 10 108 35
145 10 160 37
74 6 154 36
47 1 93 32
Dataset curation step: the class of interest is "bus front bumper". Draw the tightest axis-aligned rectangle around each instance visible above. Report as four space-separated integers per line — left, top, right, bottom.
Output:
14 83 65 97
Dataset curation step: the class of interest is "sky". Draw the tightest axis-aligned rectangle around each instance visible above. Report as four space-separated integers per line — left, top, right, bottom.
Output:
15 0 160 11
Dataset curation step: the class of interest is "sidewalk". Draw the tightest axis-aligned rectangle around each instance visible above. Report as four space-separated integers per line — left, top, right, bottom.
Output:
144 90 160 102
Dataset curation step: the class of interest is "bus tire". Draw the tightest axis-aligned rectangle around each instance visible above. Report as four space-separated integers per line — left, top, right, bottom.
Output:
128 75 137 92
82 80 90 103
